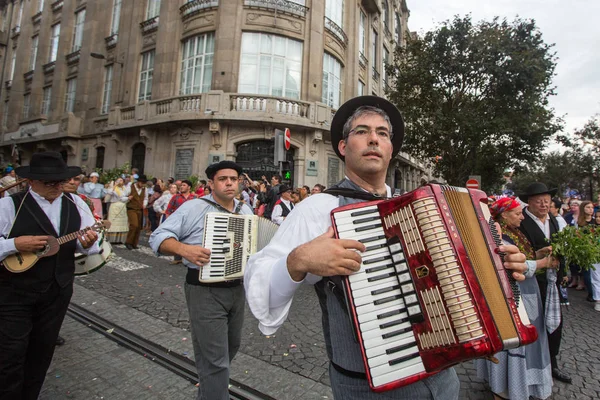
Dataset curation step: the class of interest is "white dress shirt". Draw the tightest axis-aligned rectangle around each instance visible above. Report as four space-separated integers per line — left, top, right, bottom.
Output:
0 189 100 261
524 208 552 239
245 185 391 335
270 198 294 225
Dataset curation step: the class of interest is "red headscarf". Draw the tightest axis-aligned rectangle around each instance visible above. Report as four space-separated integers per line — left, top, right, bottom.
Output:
489 196 521 220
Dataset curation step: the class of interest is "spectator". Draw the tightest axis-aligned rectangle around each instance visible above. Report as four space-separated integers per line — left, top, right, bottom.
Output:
165 179 198 264
264 174 282 219
0 167 18 195
78 172 105 218
195 180 207 196
311 184 326 195
147 184 163 231
154 183 178 225
125 175 148 250
563 199 581 226
271 185 294 225
550 198 567 230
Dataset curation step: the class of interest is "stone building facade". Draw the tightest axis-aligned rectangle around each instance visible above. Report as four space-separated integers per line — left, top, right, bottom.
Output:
0 0 431 191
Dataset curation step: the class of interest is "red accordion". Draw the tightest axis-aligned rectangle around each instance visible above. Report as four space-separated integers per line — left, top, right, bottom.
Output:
330 184 537 392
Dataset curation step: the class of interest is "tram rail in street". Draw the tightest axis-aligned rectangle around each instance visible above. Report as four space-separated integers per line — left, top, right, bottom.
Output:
67 303 275 400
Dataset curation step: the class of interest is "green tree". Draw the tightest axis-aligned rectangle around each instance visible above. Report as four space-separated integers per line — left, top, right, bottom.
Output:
387 15 561 191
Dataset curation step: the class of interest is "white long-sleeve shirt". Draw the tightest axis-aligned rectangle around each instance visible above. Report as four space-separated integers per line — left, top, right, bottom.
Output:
245 186 391 335
270 199 294 225
0 190 100 261
153 192 173 214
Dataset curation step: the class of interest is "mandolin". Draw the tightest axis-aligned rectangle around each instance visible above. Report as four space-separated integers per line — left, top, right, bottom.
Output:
2 220 111 273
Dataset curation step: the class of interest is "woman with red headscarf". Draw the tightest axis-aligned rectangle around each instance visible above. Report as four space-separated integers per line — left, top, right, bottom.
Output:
476 197 557 400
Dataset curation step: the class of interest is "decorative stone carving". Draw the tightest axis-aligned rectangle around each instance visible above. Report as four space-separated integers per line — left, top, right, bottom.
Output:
94 120 108 133
183 13 215 33
209 121 221 150
245 12 303 34
310 130 322 156
177 126 203 141
143 33 157 47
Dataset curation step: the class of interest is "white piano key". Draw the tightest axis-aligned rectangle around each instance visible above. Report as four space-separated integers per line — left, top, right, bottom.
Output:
353 288 403 307
364 334 416 359
370 358 426 388
361 319 413 344
367 339 418 367
333 205 379 220
356 302 406 324
356 295 406 317
351 277 400 299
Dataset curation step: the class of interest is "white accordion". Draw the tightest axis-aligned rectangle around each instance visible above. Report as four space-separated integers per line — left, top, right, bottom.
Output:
200 213 278 283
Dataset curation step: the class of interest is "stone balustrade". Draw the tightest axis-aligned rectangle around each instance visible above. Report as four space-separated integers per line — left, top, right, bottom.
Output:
140 16 159 34
180 0 219 20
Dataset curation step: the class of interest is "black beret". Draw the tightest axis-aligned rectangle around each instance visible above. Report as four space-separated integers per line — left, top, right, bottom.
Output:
205 161 243 180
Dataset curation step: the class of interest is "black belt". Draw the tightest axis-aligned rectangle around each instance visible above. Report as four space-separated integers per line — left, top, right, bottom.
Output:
331 362 367 380
185 268 242 288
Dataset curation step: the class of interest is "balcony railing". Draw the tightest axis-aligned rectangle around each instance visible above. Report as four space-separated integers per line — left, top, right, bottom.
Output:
180 0 219 21
244 0 308 18
121 106 136 121
372 67 380 81
324 17 348 47
140 16 159 34
105 33 118 49
23 70 34 81
231 95 311 119
32 11 42 25
180 95 202 112
359 52 368 69
66 50 81 65
51 0 64 12
43 61 56 73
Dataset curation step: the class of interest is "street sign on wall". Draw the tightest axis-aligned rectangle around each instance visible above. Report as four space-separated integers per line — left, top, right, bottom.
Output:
284 128 291 151
466 179 480 190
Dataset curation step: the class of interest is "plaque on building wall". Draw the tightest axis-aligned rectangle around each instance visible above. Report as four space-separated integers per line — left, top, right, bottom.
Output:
208 153 224 165
306 160 318 176
81 148 88 162
327 157 340 188
175 148 195 180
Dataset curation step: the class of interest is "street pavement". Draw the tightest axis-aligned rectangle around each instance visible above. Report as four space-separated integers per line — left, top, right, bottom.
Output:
41 234 600 399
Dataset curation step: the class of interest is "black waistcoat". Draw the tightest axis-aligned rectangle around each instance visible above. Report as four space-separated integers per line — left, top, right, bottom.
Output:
519 209 565 280
279 200 292 217
1 191 80 292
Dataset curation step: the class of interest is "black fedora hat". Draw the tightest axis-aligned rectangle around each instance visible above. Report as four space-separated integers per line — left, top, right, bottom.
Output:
517 182 558 203
330 95 405 161
15 151 81 181
278 185 292 195
137 174 148 183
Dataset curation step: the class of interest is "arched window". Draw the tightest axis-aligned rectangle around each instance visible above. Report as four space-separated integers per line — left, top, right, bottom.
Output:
236 140 294 185
131 143 146 174
382 0 390 31
395 13 402 43
96 146 105 170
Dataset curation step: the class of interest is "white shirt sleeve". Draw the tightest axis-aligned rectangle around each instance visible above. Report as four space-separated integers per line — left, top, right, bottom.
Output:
0 197 17 261
245 194 337 335
72 194 101 255
271 203 284 225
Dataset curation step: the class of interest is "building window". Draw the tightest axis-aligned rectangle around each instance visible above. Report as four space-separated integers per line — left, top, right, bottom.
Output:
30 35 39 71
37 0 45 13
382 0 389 31
395 13 401 43
41 86 52 115
180 32 214 95
383 47 389 85
65 78 77 113
101 65 114 114
138 50 154 102
359 10 366 57
9 50 16 81
22 94 30 119
147 0 161 19
371 28 378 72
16 1 23 27
322 53 342 109
325 0 343 28
72 9 86 52
238 32 302 99
111 0 122 35
358 80 365 96
96 146 105 170
49 23 61 62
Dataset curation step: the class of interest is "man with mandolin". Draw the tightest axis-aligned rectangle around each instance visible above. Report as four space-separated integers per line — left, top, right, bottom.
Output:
0 152 100 400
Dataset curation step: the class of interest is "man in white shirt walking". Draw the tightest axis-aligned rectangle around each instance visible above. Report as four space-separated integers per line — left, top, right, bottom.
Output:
271 185 294 225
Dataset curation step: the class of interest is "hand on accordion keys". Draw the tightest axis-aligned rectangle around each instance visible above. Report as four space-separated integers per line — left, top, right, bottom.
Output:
287 227 366 282
498 244 527 282
180 243 211 267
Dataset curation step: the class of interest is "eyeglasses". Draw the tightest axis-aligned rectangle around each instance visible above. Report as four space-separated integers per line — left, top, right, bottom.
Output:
42 180 68 187
347 127 393 141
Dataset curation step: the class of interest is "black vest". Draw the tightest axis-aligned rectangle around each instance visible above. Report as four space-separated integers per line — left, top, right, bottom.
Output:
1 191 80 292
519 209 565 281
279 200 292 217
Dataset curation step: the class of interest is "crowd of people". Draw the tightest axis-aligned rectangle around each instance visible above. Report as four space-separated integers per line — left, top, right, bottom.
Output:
1 95 600 400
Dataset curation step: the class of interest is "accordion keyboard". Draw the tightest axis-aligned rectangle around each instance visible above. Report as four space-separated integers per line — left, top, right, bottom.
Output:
202 214 247 281
333 205 426 388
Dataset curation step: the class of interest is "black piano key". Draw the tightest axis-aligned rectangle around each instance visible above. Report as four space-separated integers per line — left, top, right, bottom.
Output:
359 235 386 244
356 223 385 232
388 352 421 366
350 209 379 217
367 272 397 282
365 243 387 252
379 316 409 329
371 285 400 296
382 326 413 339
363 255 391 265
365 265 392 274
377 309 402 319
353 215 381 224
386 342 417 356
373 294 402 306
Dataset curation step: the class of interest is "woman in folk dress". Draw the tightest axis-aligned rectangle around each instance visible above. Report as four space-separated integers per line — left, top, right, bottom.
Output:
105 177 129 243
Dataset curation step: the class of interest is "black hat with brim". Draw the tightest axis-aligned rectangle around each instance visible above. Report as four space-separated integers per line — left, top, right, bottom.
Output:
330 96 405 161
205 160 243 180
15 151 82 181
137 174 148 183
517 182 558 203
278 185 291 195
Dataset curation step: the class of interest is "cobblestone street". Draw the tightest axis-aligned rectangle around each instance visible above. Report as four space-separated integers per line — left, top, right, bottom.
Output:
55 237 600 399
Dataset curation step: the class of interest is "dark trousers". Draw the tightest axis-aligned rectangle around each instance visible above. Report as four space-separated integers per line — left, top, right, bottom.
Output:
147 208 159 231
0 281 73 400
126 208 143 246
537 273 563 370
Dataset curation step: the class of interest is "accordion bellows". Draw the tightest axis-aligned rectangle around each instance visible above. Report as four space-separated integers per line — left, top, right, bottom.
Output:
331 184 537 392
